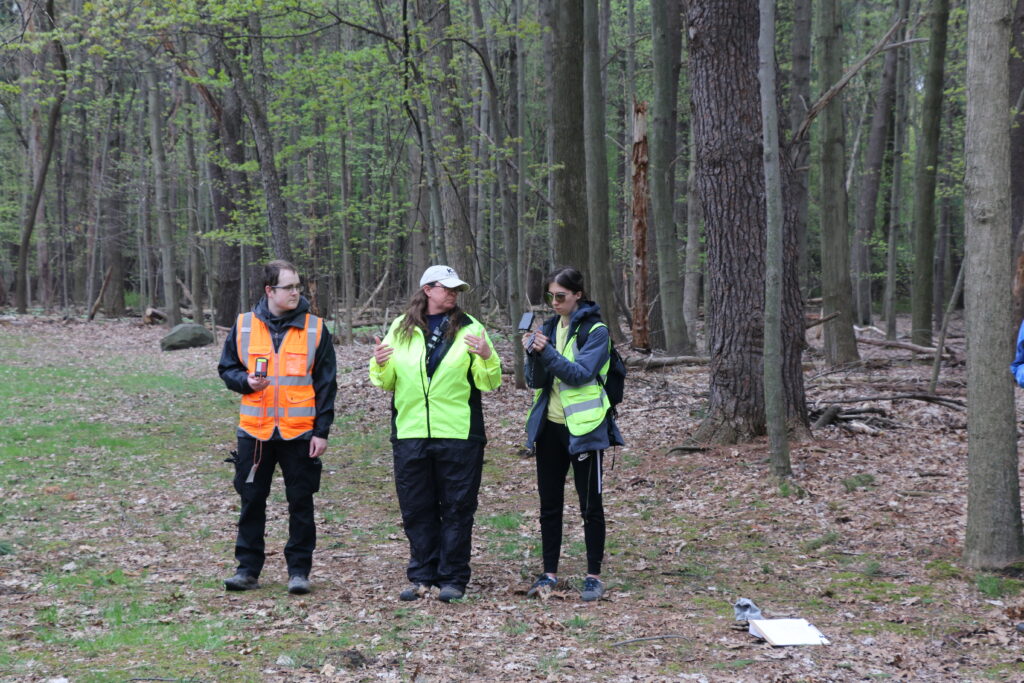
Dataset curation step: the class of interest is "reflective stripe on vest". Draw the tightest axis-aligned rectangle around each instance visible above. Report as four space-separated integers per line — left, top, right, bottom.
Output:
534 321 611 436
236 312 322 440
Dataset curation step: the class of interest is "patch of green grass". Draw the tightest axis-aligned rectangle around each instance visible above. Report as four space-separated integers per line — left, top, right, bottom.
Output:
536 652 565 674
564 614 592 629
843 473 877 492
484 512 524 531
926 559 962 580
976 574 1023 599
711 659 755 670
803 531 841 552
0 540 14 555
778 480 807 498
503 620 530 636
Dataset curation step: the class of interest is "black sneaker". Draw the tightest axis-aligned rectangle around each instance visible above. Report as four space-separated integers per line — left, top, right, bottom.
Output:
224 572 259 591
399 583 431 601
287 575 311 595
438 585 465 603
526 574 557 598
580 576 604 602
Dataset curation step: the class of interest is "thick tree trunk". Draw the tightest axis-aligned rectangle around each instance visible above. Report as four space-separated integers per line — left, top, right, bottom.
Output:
689 0 808 444
650 0 691 354
911 0 951 346
210 88 246 327
817 0 860 364
584 0 621 339
546 0 589 270
1009 0 1024 325
788 0 813 299
963 0 1023 570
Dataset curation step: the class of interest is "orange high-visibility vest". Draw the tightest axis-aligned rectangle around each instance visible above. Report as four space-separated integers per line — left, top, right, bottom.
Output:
236 312 323 441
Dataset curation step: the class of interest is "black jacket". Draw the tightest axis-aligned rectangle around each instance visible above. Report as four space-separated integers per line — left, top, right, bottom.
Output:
218 296 337 440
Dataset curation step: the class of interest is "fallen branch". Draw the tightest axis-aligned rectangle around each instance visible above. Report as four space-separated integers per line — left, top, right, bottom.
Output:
818 393 964 410
806 311 840 329
612 634 690 647
625 355 710 369
855 336 953 356
812 405 842 429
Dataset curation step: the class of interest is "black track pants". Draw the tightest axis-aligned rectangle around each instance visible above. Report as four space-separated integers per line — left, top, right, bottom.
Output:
392 438 484 590
535 420 605 576
233 436 322 578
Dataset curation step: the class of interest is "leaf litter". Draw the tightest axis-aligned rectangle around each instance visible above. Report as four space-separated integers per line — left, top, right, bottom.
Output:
0 315 1023 680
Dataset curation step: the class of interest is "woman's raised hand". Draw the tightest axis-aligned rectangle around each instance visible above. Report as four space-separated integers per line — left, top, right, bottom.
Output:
374 336 394 366
464 334 492 360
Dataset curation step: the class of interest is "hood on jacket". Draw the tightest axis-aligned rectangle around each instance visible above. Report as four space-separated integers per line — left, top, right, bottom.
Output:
253 295 311 331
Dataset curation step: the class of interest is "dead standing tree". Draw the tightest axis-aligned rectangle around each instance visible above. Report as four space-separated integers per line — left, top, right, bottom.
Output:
631 102 650 352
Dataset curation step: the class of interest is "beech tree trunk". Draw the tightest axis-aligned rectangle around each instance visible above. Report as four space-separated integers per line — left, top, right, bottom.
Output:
689 0 808 444
145 67 181 327
963 0 1024 570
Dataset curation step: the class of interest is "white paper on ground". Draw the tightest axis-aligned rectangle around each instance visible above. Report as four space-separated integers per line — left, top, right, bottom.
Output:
748 618 830 646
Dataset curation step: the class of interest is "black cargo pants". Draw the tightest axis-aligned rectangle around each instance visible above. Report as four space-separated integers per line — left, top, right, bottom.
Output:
232 436 322 578
392 438 484 590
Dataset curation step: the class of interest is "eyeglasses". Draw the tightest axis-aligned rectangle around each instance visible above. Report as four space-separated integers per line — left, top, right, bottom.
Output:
544 291 570 304
271 284 303 293
429 282 458 293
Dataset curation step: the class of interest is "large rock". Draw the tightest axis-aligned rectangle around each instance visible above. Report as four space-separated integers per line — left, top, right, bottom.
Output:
161 323 215 351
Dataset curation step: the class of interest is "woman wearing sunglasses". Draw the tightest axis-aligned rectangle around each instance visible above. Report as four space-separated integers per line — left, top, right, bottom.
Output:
521 266 624 601
369 265 502 603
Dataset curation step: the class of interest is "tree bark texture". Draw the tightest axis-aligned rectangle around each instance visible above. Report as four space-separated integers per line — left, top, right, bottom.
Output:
963 0 1024 570
759 0 791 476
788 0 813 298
1009 0 1024 325
816 0 860 365
911 0 950 346
584 0 620 339
689 0 808 444
546 0 589 272
650 0 692 354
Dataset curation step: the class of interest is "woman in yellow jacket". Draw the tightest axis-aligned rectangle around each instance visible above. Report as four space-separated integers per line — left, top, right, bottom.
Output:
369 265 502 602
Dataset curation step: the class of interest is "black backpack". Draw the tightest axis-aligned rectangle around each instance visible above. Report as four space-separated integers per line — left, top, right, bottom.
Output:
576 321 626 408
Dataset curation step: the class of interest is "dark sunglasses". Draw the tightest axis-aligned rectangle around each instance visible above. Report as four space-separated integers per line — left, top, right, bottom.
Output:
428 282 458 292
544 291 570 304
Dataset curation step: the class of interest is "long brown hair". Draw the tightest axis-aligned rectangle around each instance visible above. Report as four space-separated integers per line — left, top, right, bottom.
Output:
396 287 466 342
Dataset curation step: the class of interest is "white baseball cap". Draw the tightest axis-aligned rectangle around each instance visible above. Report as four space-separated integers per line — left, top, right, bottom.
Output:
419 265 470 291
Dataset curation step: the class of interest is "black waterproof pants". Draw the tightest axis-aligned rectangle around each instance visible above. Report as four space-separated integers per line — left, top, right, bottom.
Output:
535 420 605 576
392 438 484 590
233 436 322 578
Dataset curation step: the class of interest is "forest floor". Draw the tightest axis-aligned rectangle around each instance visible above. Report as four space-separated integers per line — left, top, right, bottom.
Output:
2 313 1024 682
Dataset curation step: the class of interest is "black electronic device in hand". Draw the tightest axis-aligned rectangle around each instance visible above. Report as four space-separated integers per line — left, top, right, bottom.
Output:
517 311 536 333
254 357 269 378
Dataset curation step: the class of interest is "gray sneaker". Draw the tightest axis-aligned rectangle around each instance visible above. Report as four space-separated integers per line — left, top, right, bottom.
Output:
287 575 311 595
399 583 431 601
224 572 259 591
438 585 465 603
580 576 604 602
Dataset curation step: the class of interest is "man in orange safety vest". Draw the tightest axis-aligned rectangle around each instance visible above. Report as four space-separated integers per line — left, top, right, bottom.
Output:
217 260 337 595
